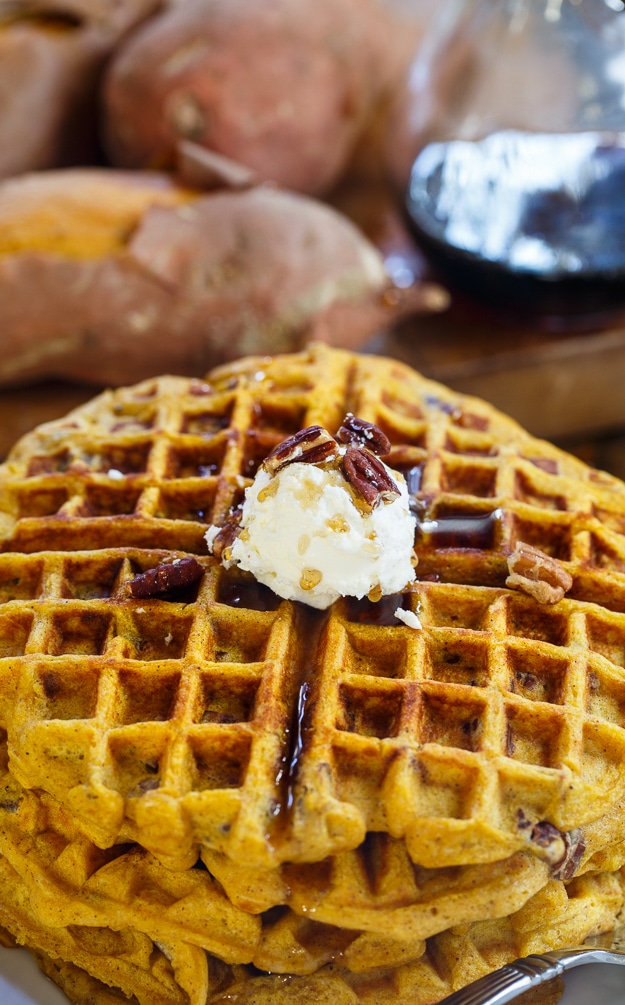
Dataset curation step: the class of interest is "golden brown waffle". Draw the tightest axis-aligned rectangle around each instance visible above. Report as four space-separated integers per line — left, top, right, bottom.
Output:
2 834 623 1005
32 957 562 1005
0 732 555 950
1 723 623 1004
202 792 625 940
0 853 195 1005
6 558 625 869
32 953 141 1005
3 346 625 871
0 546 307 869
2 737 623 991
4 344 625 590
0 730 260 966
248 870 625 986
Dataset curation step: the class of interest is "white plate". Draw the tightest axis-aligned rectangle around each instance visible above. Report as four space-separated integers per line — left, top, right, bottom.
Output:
2 947 625 1004
0 945 68 1005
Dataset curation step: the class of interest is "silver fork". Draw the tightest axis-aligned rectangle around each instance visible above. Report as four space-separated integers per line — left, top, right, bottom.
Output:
440 943 625 1005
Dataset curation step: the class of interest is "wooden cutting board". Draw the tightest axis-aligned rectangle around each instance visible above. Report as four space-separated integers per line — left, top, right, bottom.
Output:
1 307 624 462
376 306 625 442
0 383 99 461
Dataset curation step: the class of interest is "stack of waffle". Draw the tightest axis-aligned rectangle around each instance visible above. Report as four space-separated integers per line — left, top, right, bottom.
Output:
2 345 625 1005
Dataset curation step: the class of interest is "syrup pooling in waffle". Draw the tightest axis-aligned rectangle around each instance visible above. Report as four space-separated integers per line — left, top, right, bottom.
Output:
3 347 625 871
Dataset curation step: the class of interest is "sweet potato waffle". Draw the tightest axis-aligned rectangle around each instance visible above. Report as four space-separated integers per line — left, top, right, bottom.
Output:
0 729 555 950
2 347 625 874
6 553 625 870
4 345 625 1004
2 827 624 1005
1 747 624 998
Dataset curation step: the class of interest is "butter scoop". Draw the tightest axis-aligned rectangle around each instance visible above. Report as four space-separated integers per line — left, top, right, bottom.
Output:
205 416 417 610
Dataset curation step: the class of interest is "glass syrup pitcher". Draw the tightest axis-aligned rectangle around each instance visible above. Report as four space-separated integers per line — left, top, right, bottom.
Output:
388 0 625 326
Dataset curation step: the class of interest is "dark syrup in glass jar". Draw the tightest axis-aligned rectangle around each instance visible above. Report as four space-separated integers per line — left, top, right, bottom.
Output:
405 129 625 323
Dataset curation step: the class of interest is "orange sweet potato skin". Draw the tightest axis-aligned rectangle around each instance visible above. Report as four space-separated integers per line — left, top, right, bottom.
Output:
0 169 393 387
0 0 159 179
101 0 393 196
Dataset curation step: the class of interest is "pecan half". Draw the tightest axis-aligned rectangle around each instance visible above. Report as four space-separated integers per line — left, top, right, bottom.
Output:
506 541 573 604
336 414 391 456
209 507 243 561
342 446 400 508
128 556 204 598
263 425 338 474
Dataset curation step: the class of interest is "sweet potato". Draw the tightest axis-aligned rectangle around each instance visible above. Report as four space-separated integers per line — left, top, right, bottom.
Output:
101 0 395 197
338 0 437 186
0 0 159 179
0 168 421 388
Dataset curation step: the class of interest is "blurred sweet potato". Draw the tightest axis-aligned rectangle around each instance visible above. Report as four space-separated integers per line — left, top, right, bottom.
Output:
0 0 160 179
0 168 432 388
101 0 396 197
340 0 437 186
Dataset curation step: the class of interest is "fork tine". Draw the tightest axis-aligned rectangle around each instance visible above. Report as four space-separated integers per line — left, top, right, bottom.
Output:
438 946 625 1005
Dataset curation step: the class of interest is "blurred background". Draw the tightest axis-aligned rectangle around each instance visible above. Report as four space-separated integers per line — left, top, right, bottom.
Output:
1 0 625 477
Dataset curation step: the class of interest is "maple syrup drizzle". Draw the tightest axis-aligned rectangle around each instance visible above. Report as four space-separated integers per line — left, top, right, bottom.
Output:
285 682 310 812
218 576 281 611
345 593 408 625
417 507 504 550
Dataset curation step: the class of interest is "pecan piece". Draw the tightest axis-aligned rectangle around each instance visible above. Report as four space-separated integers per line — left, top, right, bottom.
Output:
128 556 204 598
336 413 391 456
552 828 586 881
506 541 573 604
263 425 338 474
342 446 400 508
0 800 20 813
518 815 586 880
526 820 567 865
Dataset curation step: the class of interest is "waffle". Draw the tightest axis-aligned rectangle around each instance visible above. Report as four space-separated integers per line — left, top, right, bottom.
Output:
202 789 625 939
0 730 550 950
3 731 625 1003
0 853 194 1005
7 727 622 957
6 566 625 871
29 953 147 1005
31 956 567 1005
3 345 625 873
4 341 625 1003
0 728 260 961
2 831 623 1005
2 765 624 996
